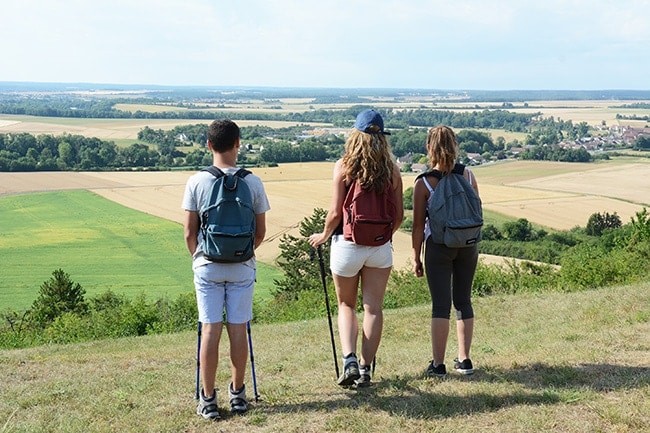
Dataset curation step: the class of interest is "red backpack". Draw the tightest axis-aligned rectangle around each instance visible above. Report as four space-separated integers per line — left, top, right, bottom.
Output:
342 180 397 246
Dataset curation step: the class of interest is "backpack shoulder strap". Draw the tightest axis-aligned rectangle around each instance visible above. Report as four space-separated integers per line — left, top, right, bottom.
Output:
201 166 225 178
234 168 252 179
415 169 443 182
421 177 435 194
452 163 466 175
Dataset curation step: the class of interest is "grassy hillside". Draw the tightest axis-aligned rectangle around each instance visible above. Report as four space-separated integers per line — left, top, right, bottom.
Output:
0 190 281 311
1 283 648 433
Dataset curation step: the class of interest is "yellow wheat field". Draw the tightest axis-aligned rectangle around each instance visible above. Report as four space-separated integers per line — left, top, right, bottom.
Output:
1 159 648 270
0 115 328 140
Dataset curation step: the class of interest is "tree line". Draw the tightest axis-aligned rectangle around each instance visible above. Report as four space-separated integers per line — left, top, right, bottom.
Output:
0 94 539 129
7 104 634 172
0 132 167 172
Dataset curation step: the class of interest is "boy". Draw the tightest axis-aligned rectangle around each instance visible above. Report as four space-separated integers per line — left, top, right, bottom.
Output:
182 119 270 419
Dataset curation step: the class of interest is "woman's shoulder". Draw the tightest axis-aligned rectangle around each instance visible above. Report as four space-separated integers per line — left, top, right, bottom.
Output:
416 169 443 181
333 158 346 172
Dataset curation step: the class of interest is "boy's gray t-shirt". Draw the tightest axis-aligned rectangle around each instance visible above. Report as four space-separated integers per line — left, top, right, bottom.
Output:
182 167 271 264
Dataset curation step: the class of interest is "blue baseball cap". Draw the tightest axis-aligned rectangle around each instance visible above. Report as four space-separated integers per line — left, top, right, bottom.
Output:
354 109 390 135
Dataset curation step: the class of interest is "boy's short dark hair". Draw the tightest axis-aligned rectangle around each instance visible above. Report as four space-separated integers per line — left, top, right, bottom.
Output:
208 119 239 153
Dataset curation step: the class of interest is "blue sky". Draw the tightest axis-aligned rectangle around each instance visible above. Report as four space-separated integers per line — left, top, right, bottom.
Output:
2 0 649 90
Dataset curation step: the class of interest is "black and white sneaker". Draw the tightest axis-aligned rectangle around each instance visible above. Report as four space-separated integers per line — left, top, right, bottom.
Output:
453 358 474 375
426 361 447 378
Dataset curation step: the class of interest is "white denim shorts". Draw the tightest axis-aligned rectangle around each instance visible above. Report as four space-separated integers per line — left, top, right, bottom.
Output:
329 234 393 277
193 261 255 324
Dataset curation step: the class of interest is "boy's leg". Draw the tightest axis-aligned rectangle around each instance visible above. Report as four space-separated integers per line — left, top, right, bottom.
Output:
227 322 250 415
200 322 223 397
222 268 255 393
226 322 248 391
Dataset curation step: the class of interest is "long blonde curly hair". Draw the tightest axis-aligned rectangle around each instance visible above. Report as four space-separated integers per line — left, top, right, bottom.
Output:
341 129 394 192
426 125 458 174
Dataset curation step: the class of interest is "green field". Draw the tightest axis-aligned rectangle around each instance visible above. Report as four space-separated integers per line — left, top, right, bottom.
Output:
0 191 280 311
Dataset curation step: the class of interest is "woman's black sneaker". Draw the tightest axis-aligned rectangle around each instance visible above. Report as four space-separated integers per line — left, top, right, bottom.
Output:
426 361 447 378
453 358 474 375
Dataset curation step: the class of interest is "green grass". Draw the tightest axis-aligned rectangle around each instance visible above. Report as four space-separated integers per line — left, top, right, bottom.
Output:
482 208 522 228
0 190 281 312
1 283 648 432
111 138 143 148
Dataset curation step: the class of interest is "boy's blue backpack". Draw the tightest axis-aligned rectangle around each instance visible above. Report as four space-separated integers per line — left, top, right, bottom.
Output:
417 163 483 248
199 166 256 262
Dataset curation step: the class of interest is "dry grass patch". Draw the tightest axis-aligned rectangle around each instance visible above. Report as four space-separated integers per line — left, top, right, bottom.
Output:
1 283 648 432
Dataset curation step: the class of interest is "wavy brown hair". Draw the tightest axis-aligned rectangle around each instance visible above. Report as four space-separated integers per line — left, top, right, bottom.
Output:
341 130 393 192
426 125 458 174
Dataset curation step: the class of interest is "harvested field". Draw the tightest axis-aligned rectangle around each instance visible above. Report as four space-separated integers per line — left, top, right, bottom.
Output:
511 163 650 204
474 161 650 229
1 159 648 269
0 115 328 140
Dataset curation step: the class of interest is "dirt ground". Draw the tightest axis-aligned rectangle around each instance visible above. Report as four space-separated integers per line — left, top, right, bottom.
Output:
2 160 648 269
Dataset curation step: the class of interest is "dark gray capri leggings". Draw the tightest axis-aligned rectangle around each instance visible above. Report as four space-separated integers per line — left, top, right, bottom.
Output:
424 236 479 320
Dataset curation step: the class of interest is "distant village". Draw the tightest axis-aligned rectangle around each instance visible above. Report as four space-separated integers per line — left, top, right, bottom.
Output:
295 124 650 172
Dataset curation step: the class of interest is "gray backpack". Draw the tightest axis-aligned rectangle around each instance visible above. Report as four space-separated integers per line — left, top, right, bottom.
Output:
417 163 483 248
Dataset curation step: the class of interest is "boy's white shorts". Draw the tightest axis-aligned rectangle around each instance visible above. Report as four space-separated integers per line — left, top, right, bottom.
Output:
193 261 255 324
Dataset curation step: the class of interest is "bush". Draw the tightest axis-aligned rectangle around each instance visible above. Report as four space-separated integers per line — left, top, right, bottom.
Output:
383 268 430 309
148 292 197 333
479 239 568 265
29 269 89 328
586 211 622 236
560 244 647 290
482 224 503 241
503 218 535 241
255 288 335 323
43 312 93 345
472 259 560 296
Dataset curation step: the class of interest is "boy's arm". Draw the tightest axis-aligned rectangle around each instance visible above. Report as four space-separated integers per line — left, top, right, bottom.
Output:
254 212 266 249
184 210 200 256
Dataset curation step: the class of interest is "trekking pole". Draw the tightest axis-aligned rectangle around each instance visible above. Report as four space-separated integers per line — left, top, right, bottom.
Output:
195 320 202 400
246 321 260 401
317 245 340 378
